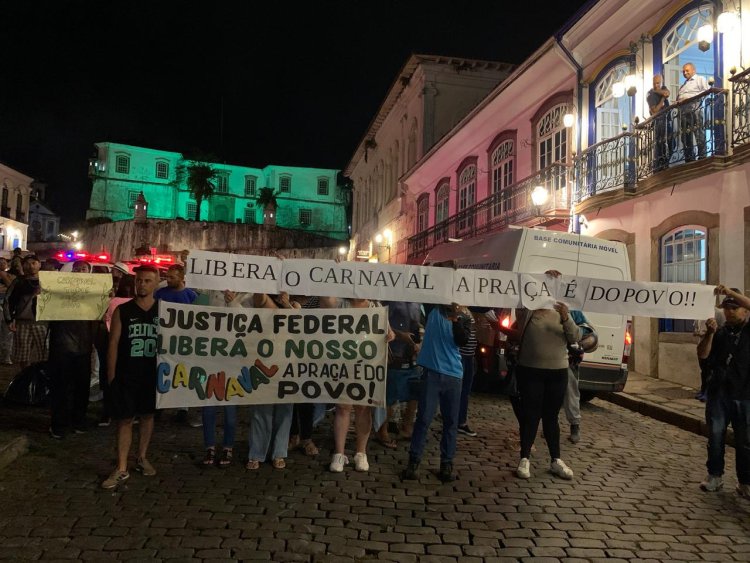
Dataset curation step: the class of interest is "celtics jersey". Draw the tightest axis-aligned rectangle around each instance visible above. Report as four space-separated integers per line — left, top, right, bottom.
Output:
116 299 159 377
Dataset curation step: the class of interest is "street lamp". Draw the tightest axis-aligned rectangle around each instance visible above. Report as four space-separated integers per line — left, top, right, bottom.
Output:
697 23 713 52
373 229 393 261
531 185 549 208
624 74 638 97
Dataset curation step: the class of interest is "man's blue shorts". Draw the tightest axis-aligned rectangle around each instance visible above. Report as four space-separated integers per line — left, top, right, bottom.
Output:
386 366 421 406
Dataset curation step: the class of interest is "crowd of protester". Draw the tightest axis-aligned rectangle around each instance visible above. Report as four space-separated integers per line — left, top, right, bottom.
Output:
1 252 747 499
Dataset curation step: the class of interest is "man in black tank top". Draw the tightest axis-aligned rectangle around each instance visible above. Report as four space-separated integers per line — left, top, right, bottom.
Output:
101 265 161 489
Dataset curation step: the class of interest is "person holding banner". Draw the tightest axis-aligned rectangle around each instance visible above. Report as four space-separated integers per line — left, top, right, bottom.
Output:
511 300 581 481
155 263 200 428
401 300 469 484
48 260 98 439
373 300 422 449
697 286 750 498
245 292 300 471
322 296 393 473
101 265 161 489
288 294 322 457
200 290 240 467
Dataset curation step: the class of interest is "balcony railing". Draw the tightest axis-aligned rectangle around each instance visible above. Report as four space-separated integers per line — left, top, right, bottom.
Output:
575 133 635 203
408 163 571 260
576 88 728 203
730 68 750 147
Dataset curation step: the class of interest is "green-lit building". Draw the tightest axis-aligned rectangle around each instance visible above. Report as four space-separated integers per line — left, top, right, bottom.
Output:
87 142 350 240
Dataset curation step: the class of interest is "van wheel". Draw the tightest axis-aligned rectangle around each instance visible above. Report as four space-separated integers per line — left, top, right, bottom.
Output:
580 390 597 403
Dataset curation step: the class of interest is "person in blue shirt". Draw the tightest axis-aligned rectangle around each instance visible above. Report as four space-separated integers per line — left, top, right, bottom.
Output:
154 264 198 304
153 263 199 426
401 300 468 483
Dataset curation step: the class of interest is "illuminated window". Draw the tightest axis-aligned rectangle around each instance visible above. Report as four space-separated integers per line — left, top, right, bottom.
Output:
245 176 257 197
216 174 228 194
155 161 169 179
660 226 707 332
128 191 139 209
593 62 632 142
317 178 329 196
279 175 291 193
115 154 130 174
299 209 312 225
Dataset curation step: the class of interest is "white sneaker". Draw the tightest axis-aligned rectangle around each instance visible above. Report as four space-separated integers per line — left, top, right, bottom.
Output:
550 458 574 480
516 457 531 479
700 474 724 492
353 452 369 472
329 453 348 473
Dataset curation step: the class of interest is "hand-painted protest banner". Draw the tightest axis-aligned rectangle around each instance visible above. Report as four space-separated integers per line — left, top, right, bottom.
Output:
184 250 717 319
37 271 113 321
155 302 388 409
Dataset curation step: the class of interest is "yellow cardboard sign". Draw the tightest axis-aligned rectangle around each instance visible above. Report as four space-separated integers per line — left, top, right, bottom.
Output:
37 271 112 321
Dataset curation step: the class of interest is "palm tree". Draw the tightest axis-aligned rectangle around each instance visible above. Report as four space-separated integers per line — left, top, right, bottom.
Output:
255 187 278 226
175 160 218 220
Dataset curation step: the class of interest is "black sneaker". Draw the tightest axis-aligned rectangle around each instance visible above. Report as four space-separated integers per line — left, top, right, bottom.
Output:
438 462 455 483
401 460 420 481
457 424 477 437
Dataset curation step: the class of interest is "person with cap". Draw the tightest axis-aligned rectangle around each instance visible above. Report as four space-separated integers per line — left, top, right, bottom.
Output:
697 285 750 498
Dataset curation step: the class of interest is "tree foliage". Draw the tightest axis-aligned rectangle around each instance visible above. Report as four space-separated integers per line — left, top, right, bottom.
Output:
174 160 218 220
254 187 278 209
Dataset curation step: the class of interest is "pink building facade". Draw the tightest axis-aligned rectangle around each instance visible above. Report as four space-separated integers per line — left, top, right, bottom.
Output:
356 0 750 386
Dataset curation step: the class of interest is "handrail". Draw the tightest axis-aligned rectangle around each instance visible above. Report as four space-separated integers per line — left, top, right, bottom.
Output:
636 87 728 128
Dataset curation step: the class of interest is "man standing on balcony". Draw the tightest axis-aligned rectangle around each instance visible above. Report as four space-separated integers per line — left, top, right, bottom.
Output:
677 63 709 162
647 74 671 171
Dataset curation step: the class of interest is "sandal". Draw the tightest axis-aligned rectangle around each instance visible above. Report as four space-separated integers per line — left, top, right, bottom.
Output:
288 434 301 450
219 448 233 467
302 439 319 457
245 459 260 470
203 448 216 466
375 437 398 449
272 457 286 469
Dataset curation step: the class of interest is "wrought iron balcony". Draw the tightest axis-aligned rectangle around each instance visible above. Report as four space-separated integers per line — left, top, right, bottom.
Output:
575 133 635 203
408 163 571 261
636 88 727 179
575 88 728 204
730 68 750 147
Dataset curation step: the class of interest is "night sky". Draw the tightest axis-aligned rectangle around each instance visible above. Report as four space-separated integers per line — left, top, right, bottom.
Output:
1 0 590 227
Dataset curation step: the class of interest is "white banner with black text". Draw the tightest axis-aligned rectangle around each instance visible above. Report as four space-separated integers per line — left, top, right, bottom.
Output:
184 250 716 320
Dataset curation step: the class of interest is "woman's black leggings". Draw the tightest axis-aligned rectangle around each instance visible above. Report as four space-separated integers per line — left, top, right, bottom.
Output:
517 365 568 460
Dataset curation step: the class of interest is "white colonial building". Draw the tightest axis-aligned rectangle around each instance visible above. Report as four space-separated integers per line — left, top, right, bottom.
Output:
368 0 750 388
0 162 32 252
346 54 515 263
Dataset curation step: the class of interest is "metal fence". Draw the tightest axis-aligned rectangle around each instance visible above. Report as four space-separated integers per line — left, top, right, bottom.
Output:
574 88 728 202
730 68 750 147
407 163 571 260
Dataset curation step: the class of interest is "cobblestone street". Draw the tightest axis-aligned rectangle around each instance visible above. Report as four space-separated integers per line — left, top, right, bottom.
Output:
1 393 749 562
